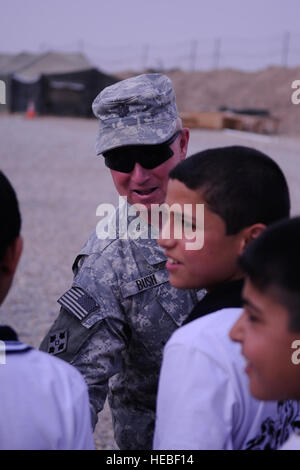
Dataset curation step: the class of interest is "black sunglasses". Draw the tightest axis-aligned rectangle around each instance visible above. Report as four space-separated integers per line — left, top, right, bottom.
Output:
102 130 182 173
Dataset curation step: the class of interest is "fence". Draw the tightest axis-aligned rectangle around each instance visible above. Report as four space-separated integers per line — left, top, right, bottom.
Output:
57 31 300 73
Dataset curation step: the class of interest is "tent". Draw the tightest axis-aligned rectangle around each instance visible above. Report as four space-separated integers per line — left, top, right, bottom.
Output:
0 51 118 116
0 52 52 112
40 68 117 116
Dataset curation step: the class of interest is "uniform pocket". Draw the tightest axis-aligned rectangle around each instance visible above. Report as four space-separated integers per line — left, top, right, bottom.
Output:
155 283 193 327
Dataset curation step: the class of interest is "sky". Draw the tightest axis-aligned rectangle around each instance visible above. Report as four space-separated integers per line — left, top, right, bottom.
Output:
1 0 300 71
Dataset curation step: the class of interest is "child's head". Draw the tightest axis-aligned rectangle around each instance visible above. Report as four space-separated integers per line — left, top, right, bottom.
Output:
158 145 290 290
0 171 23 305
230 217 300 401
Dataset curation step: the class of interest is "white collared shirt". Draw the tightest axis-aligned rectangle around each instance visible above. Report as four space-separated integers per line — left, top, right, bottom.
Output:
154 308 300 450
0 339 94 450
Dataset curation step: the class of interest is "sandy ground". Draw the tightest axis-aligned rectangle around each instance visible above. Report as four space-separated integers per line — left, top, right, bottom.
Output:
0 114 300 449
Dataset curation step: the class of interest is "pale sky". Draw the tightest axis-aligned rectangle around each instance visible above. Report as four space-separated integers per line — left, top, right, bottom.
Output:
1 0 300 71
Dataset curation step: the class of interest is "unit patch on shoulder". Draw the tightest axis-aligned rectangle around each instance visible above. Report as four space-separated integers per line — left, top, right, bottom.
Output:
47 329 68 355
57 286 99 321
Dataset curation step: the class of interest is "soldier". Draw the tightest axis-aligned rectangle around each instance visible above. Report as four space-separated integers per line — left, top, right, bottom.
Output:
40 74 199 450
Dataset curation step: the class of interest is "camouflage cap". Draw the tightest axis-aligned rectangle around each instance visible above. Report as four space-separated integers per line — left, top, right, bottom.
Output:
92 73 178 155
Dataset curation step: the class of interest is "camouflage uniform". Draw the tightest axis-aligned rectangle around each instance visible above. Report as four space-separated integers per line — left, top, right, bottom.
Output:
40 74 199 449
40 205 198 449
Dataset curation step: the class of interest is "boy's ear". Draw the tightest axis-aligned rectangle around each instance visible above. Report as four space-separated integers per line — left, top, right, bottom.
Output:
179 128 190 160
239 223 266 254
0 236 23 277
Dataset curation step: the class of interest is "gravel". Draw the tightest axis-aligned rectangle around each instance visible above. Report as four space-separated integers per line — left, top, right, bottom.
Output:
0 114 299 449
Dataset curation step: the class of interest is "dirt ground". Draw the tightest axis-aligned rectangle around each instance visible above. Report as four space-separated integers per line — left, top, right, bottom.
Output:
0 114 300 449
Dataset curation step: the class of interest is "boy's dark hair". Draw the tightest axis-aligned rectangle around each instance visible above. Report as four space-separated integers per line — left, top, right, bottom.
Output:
0 171 21 261
239 217 300 332
169 146 290 234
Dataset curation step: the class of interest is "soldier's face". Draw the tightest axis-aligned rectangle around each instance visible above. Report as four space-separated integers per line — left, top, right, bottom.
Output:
110 129 189 211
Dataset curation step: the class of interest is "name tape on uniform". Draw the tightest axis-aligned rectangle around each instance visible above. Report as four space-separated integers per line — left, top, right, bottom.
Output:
121 269 169 298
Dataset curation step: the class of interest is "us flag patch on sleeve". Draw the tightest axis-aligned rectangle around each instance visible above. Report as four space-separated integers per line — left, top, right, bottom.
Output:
58 286 99 321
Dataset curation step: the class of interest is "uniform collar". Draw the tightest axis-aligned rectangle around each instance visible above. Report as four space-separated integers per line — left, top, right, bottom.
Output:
81 201 168 266
120 202 167 265
131 237 167 265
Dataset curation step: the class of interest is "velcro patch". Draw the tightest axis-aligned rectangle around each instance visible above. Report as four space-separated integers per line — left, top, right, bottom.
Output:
47 329 68 355
120 269 169 298
58 286 99 321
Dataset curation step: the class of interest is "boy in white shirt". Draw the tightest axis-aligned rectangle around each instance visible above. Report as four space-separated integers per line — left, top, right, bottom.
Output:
0 171 94 450
230 217 300 450
154 146 300 449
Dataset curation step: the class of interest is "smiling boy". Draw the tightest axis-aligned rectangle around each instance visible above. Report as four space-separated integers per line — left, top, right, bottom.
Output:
153 146 300 450
160 145 290 321
230 217 300 449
